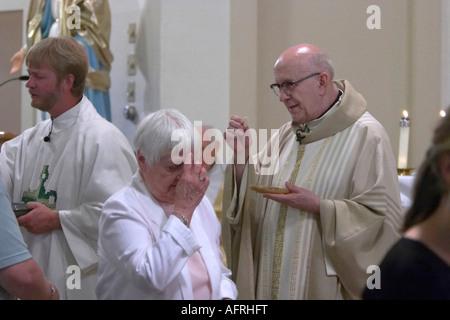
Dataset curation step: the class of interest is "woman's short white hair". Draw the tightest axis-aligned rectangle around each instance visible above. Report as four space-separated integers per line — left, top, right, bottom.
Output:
133 109 194 165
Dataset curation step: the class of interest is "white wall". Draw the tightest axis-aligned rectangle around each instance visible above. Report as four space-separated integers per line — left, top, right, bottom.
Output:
229 0 258 128
108 0 146 142
0 0 33 132
142 0 230 131
407 0 443 167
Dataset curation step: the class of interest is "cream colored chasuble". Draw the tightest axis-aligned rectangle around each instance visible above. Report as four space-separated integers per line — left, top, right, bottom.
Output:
222 80 403 300
257 96 337 300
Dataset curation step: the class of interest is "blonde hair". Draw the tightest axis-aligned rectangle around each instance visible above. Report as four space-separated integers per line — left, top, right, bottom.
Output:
26 36 88 97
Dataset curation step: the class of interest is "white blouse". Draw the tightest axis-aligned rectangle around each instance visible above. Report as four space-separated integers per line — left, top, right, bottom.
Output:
96 172 237 300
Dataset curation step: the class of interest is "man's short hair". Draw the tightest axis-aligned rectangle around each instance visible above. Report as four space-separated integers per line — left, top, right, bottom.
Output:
26 36 88 97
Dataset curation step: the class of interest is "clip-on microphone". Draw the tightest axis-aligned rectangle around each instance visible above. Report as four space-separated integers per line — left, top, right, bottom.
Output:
43 119 54 143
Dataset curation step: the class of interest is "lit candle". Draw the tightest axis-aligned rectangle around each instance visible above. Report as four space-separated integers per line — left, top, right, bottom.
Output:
440 110 446 118
398 110 410 169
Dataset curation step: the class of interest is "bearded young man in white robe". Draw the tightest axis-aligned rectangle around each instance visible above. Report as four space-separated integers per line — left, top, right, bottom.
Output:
222 44 403 300
0 37 137 299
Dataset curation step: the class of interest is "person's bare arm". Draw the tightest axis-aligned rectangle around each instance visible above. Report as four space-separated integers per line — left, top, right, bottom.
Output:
0 258 59 300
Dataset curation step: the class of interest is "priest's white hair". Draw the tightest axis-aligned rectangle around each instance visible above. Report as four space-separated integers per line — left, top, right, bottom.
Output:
309 52 335 81
133 109 194 165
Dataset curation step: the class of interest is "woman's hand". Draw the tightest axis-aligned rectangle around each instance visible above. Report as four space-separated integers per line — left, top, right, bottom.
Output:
173 153 210 225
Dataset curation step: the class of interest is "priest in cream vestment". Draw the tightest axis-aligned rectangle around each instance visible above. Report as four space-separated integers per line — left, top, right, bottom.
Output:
222 44 403 300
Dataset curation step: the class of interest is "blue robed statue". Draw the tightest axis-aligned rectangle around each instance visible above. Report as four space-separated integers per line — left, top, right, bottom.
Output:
10 0 113 121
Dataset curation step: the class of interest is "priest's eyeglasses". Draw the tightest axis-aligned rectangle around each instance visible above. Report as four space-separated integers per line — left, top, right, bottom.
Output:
270 72 320 96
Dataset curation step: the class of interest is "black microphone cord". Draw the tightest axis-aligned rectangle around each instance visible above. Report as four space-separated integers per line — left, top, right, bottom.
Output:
0 75 30 87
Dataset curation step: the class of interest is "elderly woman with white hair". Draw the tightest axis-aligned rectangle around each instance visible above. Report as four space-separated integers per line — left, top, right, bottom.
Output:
96 109 237 300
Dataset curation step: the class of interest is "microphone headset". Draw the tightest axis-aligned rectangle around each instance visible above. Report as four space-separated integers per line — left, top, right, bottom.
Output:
0 76 55 143
0 76 54 143
0 75 29 87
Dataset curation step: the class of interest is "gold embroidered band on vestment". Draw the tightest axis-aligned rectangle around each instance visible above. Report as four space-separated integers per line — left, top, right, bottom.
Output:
271 137 330 299
271 144 305 299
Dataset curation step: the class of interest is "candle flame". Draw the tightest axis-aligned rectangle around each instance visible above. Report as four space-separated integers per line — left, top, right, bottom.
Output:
440 110 447 117
402 110 409 118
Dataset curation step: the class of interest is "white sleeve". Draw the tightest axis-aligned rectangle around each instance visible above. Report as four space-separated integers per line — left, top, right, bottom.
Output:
59 127 137 272
99 199 201 291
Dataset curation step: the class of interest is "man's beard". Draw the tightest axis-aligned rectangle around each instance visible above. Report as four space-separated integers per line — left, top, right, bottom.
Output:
30 85 62 112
